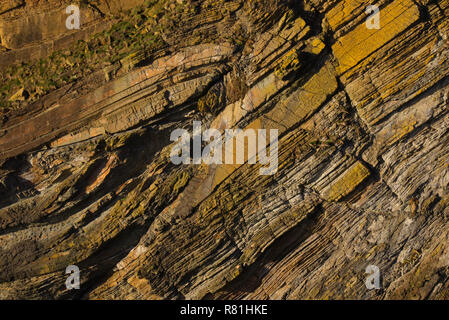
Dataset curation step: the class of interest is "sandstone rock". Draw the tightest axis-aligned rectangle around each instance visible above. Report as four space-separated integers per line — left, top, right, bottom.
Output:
8 87 28 101
0 0 448 300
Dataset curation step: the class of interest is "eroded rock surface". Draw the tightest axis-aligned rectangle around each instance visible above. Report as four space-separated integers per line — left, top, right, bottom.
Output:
0 0 448 300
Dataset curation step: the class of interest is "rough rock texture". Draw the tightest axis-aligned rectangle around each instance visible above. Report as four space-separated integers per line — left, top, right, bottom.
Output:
0 0 448 300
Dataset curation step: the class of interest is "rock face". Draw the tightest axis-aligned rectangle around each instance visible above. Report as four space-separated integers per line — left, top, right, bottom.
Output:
0 0 448 300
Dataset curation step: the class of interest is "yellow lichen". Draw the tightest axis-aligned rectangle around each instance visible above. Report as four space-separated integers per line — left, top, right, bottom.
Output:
274 49 301 79
172 171 190 194
322 161 371 201
331 0 420 75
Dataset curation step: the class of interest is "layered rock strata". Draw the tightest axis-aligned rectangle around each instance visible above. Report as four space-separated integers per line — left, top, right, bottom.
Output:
0 0 448 300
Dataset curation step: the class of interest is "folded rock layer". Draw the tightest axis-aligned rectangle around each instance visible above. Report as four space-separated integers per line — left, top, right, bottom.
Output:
0 0 448 300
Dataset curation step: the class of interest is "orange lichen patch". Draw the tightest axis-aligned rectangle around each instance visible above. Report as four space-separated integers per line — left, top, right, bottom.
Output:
326 0 366 32
322 161 371 202
262 61 338 129
86 154 118 194
332 0 420 75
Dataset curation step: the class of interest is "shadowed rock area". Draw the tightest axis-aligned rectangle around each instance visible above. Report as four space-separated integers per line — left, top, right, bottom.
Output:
0 0 448 300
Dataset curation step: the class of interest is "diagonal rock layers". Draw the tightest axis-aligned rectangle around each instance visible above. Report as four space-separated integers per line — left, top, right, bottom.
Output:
0 0 448 300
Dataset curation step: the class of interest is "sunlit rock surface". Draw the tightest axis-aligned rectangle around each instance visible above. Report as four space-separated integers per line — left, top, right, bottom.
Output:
0 0 448 299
